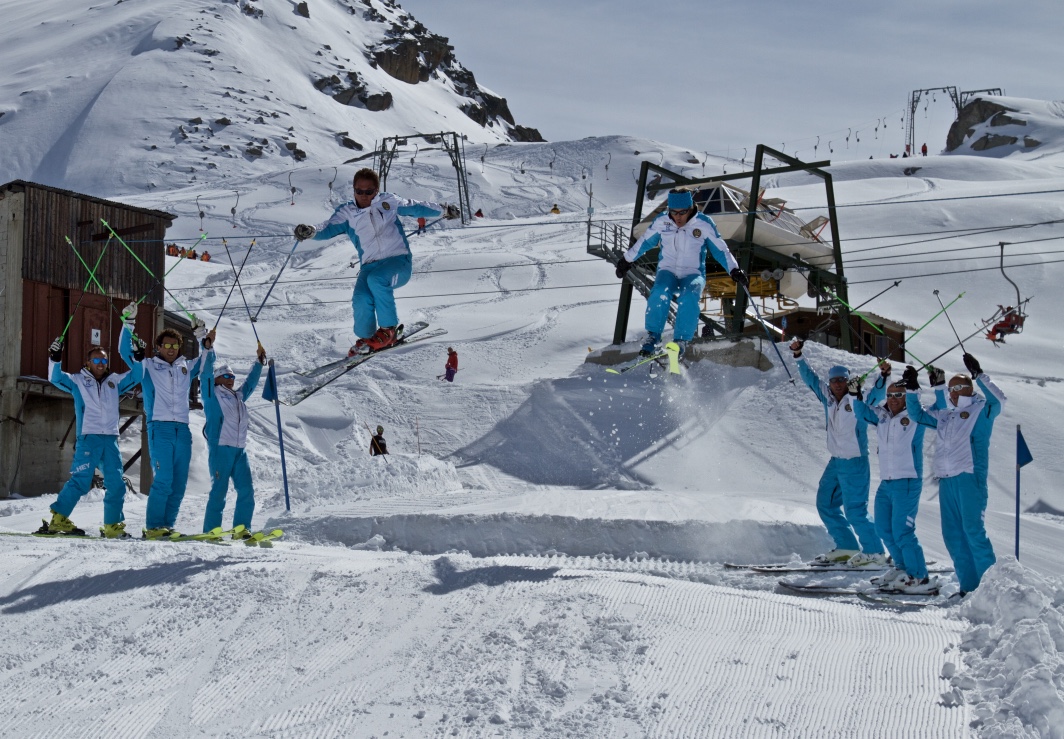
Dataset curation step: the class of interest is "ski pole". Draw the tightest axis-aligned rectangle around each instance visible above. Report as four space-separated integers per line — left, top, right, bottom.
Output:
741 284 794 383
59 235 114 341
854 296 963 381
934 289 966 353
252 239 301 321
100 219 198 321
215 238 259 339
127 239 201 313
916 323 990 370
266 359 291 512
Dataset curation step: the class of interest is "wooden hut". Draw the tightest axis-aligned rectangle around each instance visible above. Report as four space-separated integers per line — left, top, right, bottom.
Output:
0 180 175 498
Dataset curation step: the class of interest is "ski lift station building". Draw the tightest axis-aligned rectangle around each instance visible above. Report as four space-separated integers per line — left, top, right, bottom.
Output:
0 180 177 498
589 145 909 361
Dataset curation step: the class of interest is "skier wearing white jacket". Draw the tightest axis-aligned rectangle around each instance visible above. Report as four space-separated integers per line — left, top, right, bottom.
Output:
294 167 459 356
119 306 214 539
904 353 1004 596
790 339 885 567
854 362 935 593
41 339 143 538
200 342 266 535
615 189 746 357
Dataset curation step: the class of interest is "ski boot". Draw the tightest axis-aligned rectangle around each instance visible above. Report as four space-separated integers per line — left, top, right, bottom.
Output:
639 332 661 357
674 340 688 359
100 522 132 539
812 548 858 565
847 552 887 568
142 527 176 540
885 574 940 595
349 325 403 356
37 510 86 536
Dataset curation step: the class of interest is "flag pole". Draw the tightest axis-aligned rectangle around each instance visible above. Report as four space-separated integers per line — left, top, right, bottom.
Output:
266 359 291 512
1016 424 1022 560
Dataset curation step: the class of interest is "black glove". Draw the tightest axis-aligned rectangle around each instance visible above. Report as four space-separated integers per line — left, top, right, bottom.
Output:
48 337 63 362
132 335 147 362
789 339 804 359
615 258 632 279
962 353 982 379
294 223 315 241
928 366 945 387
847 377 863 398
902 365 920 391
730 268 749 287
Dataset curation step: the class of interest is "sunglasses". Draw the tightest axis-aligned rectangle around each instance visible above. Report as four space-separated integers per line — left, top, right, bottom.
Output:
354 187 377 196
829 377 848 383
886 391 906 399
159 342 181 350
89 357 109 366
669 208 690 216
218 373 235 380
949 384 973 392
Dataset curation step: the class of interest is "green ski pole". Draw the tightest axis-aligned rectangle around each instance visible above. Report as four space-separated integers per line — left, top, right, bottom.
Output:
101 219 198 321
58 235 114 342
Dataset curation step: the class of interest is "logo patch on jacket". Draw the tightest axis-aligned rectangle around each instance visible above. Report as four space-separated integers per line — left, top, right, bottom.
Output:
381 202 391 210
692 229 702 238
900 417 910 426
181 367 188 375
960 411 970 419
845 403 852 412
107 381 115 388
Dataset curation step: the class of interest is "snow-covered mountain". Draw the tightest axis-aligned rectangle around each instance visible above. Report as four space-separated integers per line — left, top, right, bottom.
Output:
0 0 541 196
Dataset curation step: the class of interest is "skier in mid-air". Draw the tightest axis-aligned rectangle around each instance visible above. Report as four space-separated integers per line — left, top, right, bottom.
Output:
294 168 459 356
790 339 885 567
614 189 746 357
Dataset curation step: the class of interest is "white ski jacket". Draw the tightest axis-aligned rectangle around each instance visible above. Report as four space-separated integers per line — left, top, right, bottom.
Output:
312 193 443 265
624 211 738 279
906 375 1006 479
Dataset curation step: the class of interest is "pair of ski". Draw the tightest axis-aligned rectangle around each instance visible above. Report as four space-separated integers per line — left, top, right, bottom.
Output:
606 342 683 376
168 525 284 546
287 321 447 406
724 560 950 575
777 579 946 608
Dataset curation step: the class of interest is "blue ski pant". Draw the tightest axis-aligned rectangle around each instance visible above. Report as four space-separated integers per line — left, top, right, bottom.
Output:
353 254 412 339
645 270 705 342
873 478 927 579
203 444 255 533
939 472 996 592
816 456 883 553
53 434 126 525
146 421 192 530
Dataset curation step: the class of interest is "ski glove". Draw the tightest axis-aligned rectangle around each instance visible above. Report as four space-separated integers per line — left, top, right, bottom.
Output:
132 336 147 363
192 318 208 342
847 377 862 398
121 302 138 323
789 338 804 359
48 337 63 362
962 352 982 379
443 204 461 220
257 345 267 365
294 223 315 241
730 268 749 287
615 258 632 280
902 365 920 391
928 366 946 387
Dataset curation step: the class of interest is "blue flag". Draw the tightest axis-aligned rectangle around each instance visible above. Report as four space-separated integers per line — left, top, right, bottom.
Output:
262 361 278 402
1017 427 1034 468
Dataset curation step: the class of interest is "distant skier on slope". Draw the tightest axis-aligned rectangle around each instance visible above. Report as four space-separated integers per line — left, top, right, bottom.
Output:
442 346 458 382
615 189 746 358
40 338 143 538
853 362 937 593
200 339 266 538
370 425 389 456
904 354 1005 598
789 339 885 567
293 168 460 357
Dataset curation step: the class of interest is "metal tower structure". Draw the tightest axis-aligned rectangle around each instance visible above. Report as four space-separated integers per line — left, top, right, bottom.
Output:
906 87 959 156
375 132 472 223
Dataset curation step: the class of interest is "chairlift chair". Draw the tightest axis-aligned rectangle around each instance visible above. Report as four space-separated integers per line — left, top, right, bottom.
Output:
983 242 1031 344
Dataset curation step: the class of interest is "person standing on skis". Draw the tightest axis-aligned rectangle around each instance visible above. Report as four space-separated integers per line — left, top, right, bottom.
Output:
40 339 143 538
904 354 1005 597
370 425 388 456
790 339 885 567
119 304 213 539
853 362 937 593
443 346 458 382
615 189 746 358
200 339 266 538
294 168 460 357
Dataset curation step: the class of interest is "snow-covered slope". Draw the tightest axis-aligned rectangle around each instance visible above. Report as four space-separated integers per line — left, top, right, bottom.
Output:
0 0 540 195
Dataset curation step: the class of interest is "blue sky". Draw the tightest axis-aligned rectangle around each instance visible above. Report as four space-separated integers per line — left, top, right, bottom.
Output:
397 0 1064 162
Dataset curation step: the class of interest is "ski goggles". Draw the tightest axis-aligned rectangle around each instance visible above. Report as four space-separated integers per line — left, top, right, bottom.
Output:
218 373 235 381
886 391 906 399
949 383 973 392
89 357 109 366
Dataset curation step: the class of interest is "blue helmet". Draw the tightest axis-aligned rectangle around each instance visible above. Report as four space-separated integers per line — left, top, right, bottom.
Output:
828 365 849 380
